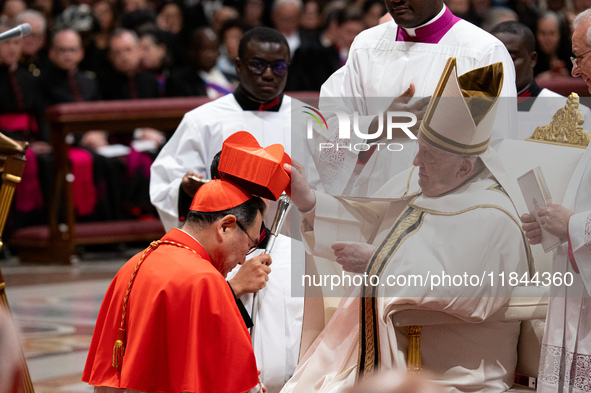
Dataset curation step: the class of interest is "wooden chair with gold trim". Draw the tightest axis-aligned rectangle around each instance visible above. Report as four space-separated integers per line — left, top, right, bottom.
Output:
393 93 590 392
0 131 35 393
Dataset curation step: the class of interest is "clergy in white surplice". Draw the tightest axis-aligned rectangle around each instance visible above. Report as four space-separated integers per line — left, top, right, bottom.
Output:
282 59 531 392
308 1 517 197
519 10 591 392
150 27 305 393
531 143 591 393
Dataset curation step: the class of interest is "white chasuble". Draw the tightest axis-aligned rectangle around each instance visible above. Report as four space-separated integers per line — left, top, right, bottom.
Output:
283 169 530 393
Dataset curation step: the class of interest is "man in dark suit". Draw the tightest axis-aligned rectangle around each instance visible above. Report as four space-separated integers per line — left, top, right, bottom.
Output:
166 27 235 98
98 28 159 100
40 29 100 105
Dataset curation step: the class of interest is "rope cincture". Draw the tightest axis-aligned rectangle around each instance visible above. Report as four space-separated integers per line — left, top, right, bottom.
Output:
112 240 197 370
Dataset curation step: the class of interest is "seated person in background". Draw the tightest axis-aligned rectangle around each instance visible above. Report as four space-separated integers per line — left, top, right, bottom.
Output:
40 29 100 104
15 10 49 78
166 27 235 98
138 30 172 97
281 59 530 393
86 28 165 220
0 19 46 227
97 28 159 100
216 18 252 79
534 11 572 80
86 27 164 152
38 28 104 220
286 6 365 92
491 21 591 140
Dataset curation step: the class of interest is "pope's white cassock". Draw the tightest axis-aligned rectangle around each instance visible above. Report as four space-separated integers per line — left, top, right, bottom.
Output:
283 59 530 393
537 144 591 393
309 4 517 197
149 93 304 393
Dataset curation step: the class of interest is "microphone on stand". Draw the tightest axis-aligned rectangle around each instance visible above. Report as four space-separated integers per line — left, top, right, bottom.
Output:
0 24 31 42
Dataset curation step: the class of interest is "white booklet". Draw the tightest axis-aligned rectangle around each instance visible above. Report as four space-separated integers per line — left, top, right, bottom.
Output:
517 166 562 253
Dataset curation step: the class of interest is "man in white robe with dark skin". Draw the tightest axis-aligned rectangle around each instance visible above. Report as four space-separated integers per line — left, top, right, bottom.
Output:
282 59 530 393
490 21 591 140
149 27 303 393
521 9 591 393
308 0 517 197
151 27 293 232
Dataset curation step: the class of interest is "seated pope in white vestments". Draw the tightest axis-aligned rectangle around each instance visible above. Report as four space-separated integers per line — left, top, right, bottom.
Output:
282 58 532 393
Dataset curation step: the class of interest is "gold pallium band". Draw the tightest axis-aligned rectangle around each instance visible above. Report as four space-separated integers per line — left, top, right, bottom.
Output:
358 198 425 381
486 182 509 197
419 123 491 156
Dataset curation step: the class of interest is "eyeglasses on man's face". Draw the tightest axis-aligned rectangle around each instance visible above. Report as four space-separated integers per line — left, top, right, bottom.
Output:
571 48 591 68
236 221 261 255
245 58 289 76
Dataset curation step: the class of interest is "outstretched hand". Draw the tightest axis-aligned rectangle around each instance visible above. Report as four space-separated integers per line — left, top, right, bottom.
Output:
283 160 316 212
332 241 375 273
181 171 206 197
368 84 430 141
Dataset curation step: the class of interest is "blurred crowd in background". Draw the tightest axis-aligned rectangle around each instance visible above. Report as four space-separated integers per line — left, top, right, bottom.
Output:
0 0 585 234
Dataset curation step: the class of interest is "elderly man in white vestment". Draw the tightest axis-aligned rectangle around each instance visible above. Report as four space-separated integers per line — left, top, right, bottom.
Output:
149 26 303 393
520 9 591 393
282 58 530 393
309 0 517 197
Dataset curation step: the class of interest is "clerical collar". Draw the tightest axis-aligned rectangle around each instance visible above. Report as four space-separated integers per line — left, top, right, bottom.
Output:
396 5 461 44
233 85 283 112
517 80 542 111
180 228 205 250
517 79 542 98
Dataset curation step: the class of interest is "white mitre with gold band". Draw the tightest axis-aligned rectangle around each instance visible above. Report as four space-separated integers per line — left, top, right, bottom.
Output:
416 57 523 207
419 57 503 155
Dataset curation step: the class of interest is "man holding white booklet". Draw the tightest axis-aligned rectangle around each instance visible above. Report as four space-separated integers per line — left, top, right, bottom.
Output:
520 8 591 393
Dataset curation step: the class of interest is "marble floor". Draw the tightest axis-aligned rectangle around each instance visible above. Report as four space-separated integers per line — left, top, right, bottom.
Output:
1 246 143 393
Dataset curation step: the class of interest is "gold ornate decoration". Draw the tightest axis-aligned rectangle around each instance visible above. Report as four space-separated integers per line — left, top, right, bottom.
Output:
407 326 422 372
358 199 425 382
528 93 591 148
